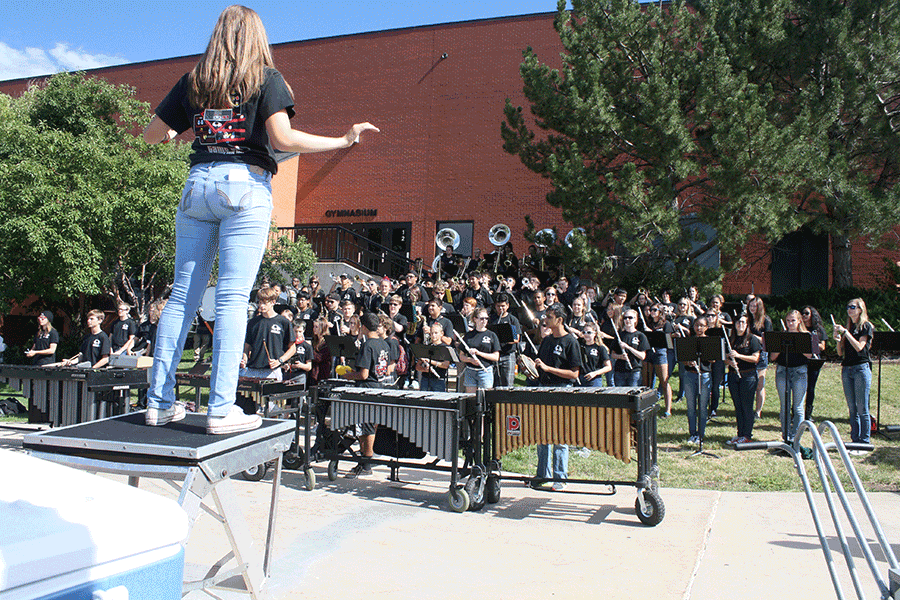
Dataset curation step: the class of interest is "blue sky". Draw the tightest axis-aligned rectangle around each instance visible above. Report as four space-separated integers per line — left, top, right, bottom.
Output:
0 0 562 81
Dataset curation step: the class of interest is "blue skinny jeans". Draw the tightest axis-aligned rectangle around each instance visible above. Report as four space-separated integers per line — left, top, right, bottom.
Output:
149 163 273 417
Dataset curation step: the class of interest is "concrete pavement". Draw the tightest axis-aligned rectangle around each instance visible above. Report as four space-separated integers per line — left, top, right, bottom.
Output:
2 424 898 600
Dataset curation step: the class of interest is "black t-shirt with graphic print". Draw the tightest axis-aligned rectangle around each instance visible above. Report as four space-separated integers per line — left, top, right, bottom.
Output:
155 68 296 175
80 331 110 366
244 314 294 370
537 332 583 386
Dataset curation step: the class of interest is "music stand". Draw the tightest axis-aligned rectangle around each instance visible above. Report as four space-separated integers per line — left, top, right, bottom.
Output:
871 331 900 439
488 322 515 345
764 331 813 444
446 312 467 335
645 331 673 350
325 335 358 370
674 336 725 458
409 343 459 367
722 302 743 320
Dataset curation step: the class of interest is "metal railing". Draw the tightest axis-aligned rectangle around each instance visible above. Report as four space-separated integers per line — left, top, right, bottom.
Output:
276 225 414 280
737 421 898 599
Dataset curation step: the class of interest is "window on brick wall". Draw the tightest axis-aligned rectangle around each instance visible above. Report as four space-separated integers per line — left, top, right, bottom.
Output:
771 227 828 295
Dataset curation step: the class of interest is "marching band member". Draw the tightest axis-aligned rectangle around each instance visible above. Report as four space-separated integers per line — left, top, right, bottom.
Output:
647 303 675 417
747 295 772 418
835 298 874 445
489 293 521 387
726 313 762 444
533 304 582 491
61 309 110 369
109 302 138 355
417 321 451 392
611 309 649 387
682 316 712 445
457 307 500 392
579 324 611 387
283 318 313 387
26 311 58 366
800 305 827 421
770 310 810 444
240 287 296 382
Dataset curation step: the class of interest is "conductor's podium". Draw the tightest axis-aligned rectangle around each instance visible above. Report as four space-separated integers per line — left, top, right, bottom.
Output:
23 412 294 599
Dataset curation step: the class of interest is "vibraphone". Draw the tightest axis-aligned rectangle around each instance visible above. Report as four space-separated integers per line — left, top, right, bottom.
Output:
310 385 482 512
483 386 664 526
0 364 149 427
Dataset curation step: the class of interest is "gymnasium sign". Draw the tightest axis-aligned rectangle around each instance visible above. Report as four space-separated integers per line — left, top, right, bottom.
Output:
325 208 377 218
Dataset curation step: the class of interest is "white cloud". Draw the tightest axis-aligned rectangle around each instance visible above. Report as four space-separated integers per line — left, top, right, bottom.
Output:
0 41 128 82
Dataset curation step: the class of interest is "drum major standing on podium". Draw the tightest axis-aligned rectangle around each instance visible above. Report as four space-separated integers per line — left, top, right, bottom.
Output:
141 5 378 433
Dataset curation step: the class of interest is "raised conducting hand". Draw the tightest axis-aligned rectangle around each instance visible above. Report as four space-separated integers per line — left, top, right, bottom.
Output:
345 122 380 145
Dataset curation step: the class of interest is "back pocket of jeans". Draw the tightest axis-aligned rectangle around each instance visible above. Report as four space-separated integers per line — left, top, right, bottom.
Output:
215 180 254 213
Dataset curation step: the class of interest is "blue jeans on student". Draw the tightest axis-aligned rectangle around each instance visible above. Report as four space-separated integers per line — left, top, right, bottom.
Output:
683 370 710 439
728 370 758 439
614 370 641 387
149 163 273 417
420 375 446 392
775 364 807 443
842 363 872 443
537 382 572 481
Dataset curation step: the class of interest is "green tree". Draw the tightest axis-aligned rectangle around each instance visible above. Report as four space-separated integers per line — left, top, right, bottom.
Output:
256 226 318 289
502 0 900 291
0 72 189 320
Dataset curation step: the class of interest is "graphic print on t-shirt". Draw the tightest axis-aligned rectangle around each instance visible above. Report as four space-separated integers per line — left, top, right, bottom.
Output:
194 108 247 148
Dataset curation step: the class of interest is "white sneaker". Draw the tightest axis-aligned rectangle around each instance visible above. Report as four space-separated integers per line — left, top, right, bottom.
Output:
207 405 262 435
145 403 186 426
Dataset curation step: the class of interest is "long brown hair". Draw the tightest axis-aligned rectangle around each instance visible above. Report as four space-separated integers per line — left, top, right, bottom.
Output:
189 5 276 109
839 298 869 355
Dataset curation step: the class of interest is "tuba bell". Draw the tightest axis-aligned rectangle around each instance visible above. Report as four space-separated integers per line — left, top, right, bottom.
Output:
435 228 461 252
488 223 511 247
534 228 556 248
564 227 585 248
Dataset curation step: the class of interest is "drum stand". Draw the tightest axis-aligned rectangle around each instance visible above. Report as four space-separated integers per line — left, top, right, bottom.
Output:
24 412 294 600
873 332 900 440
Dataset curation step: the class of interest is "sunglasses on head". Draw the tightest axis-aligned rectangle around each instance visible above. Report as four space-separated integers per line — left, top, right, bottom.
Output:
847 304 858 310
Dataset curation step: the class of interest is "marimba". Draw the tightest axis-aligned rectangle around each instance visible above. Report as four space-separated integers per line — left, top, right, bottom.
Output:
0 364 149 427
483 386 664 526
311 385 482 512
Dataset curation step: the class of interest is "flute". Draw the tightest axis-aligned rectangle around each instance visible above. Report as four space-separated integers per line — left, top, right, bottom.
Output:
613 326 634 370
453 329 486 369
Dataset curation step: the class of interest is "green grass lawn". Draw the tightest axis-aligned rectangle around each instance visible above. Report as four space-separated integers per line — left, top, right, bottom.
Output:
3 358 899 492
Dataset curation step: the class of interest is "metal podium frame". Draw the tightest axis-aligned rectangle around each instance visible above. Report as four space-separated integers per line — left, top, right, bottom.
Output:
23 412 294 600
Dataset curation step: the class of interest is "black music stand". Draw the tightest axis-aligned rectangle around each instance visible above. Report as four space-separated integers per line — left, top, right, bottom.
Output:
674 336 725 458
488 322 515 345
871 331 900 439
645 331 673 350
764 331 813 444
325 335 358 370
409 343 459 368
446 312 467 335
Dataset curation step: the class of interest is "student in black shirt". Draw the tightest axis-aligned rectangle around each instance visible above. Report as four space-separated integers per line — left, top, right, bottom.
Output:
533 304 581 491
283 318 313 387
612 309 649 387
241 287 296 380
26 311 59 366
341 312 391 478
579 324 611 387
489 293 521 387
835 298 874 445
61 309 110 368
458 307 500 392
110 303 138 355
726 313 762 444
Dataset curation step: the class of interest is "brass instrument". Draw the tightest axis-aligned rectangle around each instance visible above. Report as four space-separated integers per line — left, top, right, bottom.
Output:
489 224 511 274
534 228 555 271
564 227 585 248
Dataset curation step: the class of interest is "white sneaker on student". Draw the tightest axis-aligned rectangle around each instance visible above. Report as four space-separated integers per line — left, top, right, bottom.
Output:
145 403 186 426
207 405 262 435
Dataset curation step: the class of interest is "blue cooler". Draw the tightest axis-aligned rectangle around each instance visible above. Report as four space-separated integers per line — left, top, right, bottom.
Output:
0 449 188 600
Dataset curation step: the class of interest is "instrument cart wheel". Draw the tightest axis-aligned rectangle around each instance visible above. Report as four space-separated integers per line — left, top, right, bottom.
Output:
464 475 486 512
242 463 267 482
327 459 340 481
635 489 665 526
282 443 304 470
486 475 501 504
304 467 316 491
447 488 470 513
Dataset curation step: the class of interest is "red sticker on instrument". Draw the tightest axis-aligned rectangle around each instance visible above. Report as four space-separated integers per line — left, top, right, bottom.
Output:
506 415 521 436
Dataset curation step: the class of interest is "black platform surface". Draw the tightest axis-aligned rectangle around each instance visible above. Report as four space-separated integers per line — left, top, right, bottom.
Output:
23 411 294 464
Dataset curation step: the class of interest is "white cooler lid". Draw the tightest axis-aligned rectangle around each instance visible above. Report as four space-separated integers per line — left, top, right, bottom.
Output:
0 449 189 592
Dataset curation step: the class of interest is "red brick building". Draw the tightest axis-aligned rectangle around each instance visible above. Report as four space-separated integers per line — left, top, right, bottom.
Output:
1 12 896 294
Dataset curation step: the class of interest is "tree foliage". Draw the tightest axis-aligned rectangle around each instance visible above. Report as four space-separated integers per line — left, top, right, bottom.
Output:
256 227 318 289
503 0 900 291
0 72 189 319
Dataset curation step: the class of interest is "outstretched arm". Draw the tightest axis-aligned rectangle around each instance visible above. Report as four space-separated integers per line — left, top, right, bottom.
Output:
265 110 379 153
